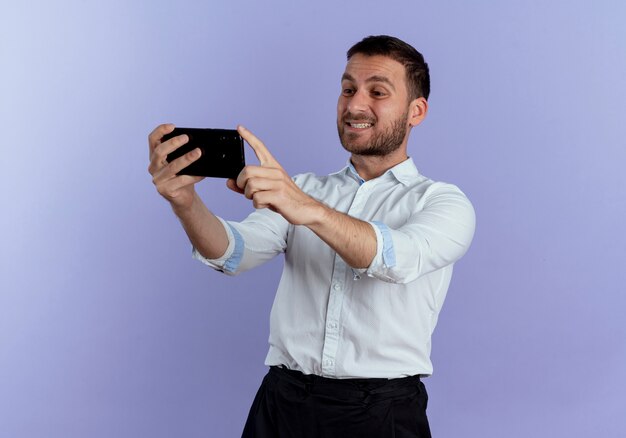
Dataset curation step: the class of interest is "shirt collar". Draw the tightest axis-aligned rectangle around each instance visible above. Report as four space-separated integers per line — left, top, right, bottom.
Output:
333 157 420 187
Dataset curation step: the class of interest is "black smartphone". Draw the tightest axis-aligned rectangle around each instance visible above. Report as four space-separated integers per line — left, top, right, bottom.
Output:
162 127 245 179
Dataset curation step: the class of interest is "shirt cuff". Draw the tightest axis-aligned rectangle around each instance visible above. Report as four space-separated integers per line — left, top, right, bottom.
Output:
371 221 396 268
352 221 396 279
192 217 245 274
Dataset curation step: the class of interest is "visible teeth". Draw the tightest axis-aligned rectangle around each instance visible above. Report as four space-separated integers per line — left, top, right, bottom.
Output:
350 123 372 128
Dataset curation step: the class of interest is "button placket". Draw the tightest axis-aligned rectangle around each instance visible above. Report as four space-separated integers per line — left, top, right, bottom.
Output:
320 182 373 377
321 256 344 376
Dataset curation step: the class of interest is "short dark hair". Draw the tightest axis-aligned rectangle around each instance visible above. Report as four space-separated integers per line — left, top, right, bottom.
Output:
347 35 430 101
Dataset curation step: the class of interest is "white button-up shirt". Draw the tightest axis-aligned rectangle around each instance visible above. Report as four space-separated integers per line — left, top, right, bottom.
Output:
194 158 475 378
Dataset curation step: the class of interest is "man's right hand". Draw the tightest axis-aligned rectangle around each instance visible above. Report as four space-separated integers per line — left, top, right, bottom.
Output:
148 123 205 210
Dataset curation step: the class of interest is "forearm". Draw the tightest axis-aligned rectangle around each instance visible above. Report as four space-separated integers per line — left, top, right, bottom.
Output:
229 126 374 268
307 203 377 269
172 192 230 260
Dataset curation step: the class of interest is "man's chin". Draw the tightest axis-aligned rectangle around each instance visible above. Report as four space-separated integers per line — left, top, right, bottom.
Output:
340 137 404 157
340 141 367 154
341 143 383 157
340 133 370 152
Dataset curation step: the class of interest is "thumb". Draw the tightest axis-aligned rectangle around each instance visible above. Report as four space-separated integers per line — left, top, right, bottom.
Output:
226 178 245 194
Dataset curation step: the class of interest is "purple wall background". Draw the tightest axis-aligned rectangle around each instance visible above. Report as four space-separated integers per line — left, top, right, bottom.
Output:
2 1 625 436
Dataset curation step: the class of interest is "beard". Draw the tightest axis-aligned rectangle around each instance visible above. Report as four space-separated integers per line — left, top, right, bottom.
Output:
337 110 409 157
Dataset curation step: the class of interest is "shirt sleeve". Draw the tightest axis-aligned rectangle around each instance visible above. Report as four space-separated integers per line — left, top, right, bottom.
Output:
192 209 289 276
192 216 242 275
358 182 476 284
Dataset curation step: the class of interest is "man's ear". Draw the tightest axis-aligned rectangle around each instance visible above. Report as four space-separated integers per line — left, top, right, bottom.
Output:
408 97 428 127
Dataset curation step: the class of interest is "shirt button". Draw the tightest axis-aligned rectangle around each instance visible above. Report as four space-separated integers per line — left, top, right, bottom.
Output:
324 359 334 366
327 322 337 330
333 283 342 291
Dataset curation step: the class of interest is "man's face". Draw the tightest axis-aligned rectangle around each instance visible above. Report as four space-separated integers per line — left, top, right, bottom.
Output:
337 54 412 157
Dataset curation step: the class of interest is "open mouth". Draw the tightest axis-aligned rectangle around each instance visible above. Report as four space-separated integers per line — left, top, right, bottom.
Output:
345 121 374 129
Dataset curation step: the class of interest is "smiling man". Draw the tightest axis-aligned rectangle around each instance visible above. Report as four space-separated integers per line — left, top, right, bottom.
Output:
148 35 475 438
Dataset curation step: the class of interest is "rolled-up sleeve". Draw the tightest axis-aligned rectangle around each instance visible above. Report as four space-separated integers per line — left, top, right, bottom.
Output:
192 217 241 275
193 209 289 276
362 183 476 284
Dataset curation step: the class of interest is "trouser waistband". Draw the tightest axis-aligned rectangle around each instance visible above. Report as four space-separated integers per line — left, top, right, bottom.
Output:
269 366 421 401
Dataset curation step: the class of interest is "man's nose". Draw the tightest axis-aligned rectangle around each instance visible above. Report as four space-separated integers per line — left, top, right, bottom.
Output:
347 90 370 113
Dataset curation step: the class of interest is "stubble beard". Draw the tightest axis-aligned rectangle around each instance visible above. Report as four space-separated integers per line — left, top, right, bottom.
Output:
337 110 409 157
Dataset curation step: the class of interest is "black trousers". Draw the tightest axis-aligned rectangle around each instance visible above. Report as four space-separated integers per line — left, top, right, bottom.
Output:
242 367 432 438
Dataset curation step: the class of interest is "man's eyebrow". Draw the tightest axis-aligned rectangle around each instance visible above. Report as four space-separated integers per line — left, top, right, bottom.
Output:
366 75 395 90
341 73 355 83
341 73 396 90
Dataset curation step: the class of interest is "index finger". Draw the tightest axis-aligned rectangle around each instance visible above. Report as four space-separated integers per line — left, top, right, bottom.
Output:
237 125 281 168
148 123 175 152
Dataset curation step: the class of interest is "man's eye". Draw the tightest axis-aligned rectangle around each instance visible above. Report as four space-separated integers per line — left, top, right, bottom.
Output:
372 90 386 97
342 88 354 96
